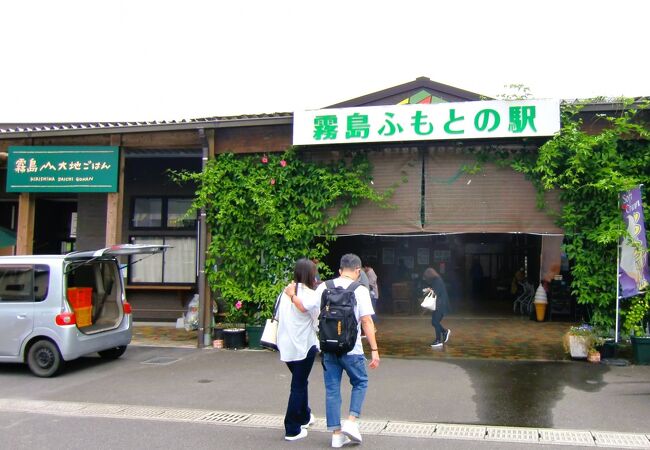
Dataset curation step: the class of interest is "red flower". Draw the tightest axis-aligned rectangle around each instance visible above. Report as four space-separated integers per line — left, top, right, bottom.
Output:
261 156 268 164
270 178 276 185
280 160 287 167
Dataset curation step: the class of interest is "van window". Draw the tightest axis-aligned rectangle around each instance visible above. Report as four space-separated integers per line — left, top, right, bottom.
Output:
0 265 49 302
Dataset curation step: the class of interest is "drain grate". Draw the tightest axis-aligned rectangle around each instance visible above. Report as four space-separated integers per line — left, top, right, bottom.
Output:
39 401 87 413
79 403 127 415
242 414 284 428
158 408 212 421
141 356 179 365
539 429 595 446
591 431 650 449
197 411 250 424
114 406 167 418
358 420 388 435
434 424 487 440
382 421 436 437
486 426 539 443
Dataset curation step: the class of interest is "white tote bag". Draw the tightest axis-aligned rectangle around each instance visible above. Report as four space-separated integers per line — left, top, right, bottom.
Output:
260 318 279 351
420 290 437 311
260 292 283 351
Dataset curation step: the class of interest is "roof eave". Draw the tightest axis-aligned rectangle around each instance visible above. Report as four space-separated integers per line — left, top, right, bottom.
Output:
0 115 294 139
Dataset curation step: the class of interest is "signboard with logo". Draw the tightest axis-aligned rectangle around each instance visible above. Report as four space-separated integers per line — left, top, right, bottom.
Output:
619 185 650 298
6 146 119 193
293 99 560 146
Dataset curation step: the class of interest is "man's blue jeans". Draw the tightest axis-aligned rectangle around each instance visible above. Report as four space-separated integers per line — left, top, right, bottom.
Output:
284 345 318 436
322 352 368 431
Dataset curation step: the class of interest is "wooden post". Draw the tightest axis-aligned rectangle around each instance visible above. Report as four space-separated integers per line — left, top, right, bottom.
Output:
16 193 35 255
105 134 124 246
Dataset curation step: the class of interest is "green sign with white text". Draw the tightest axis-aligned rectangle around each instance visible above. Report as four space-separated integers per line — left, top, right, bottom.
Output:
6 146 119 193
293 100 561 145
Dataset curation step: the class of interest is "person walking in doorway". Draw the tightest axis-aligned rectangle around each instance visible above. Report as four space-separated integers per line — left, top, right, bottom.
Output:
278 258 320 441
422 266 451 348
314 253 380 448
364 264 380 322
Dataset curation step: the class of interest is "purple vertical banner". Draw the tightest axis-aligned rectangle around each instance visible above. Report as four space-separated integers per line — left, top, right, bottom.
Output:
619 186 650 298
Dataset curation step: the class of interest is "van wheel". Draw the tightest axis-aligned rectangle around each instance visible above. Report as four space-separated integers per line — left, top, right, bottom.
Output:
98 345 127 360
27 340 63 377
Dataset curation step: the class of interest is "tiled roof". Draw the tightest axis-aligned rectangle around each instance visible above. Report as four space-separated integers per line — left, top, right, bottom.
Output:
0 112 293 136
1 97 647 138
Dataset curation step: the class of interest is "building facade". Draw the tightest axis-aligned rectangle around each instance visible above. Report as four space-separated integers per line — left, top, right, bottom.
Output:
1 77 641 332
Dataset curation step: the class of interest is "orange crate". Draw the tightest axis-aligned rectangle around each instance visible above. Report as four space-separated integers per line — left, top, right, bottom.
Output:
75 306 92 327
67 287 92 309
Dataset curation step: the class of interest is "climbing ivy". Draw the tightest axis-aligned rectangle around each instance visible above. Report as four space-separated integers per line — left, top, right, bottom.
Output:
173 147 391 324
514 98 650 335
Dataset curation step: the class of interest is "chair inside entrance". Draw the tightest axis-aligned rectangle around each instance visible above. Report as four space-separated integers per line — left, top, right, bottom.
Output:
513 281 534 315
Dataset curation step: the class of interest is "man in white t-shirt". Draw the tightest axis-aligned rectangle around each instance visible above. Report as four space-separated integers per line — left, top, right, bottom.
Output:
315 253 380 448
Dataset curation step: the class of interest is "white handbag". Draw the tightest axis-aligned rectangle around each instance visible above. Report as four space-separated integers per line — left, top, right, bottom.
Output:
260 318 279 351
260 292 282 351
420 290 437 311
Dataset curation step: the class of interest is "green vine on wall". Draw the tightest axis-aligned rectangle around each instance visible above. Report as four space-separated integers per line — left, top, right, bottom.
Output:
458 98 650 335
172 147 392 324
516 99 650 335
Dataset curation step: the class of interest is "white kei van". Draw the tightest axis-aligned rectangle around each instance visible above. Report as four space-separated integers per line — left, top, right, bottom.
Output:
0 244 167 377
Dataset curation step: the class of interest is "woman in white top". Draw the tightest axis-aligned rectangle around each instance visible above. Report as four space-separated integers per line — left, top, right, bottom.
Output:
277 258 320 441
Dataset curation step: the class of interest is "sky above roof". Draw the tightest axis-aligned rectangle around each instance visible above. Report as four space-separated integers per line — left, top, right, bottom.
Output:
2 0 648 122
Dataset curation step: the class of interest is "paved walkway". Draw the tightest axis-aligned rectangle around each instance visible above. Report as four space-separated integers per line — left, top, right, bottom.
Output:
133 314 581 361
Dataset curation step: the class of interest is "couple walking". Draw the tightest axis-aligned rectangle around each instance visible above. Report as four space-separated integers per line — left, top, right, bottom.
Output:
277 254 380 447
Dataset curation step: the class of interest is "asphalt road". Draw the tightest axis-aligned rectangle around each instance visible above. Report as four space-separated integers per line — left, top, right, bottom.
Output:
0 345 649 449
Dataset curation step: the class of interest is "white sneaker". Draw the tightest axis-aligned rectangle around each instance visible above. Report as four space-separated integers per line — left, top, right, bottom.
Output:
285 428 308 441
331 433 352 448
301 413 315 429
341 420 362 443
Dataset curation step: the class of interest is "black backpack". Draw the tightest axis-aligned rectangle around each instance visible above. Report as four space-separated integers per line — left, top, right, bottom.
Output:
319 280 360 355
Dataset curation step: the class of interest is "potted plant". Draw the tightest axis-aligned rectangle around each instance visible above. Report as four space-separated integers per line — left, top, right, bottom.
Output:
241 299 272 350
625 295 650 365
221 300 247 349
563 324 603 360
222 291 277 350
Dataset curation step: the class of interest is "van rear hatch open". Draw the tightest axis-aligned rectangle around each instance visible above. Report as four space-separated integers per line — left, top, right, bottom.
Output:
64 244 169 333
65 244 170 261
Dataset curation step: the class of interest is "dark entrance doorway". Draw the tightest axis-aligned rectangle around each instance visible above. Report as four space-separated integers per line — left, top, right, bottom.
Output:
323 233 541 317
34 196 77 254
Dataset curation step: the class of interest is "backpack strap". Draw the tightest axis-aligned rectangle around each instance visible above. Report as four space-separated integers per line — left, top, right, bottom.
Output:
346 281 361 292
321 279 336 309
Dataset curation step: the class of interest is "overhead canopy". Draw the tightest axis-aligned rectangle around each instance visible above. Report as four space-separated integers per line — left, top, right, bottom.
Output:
302 146 564 236
423 149 563 234
301 147 423 235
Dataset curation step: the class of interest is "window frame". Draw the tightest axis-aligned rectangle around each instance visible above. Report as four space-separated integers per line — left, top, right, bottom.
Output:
0 264 50 303
130 196 197 231
127 235 197 286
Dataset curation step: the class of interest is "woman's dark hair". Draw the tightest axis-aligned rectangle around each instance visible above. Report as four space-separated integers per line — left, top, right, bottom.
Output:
294 258 317 290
